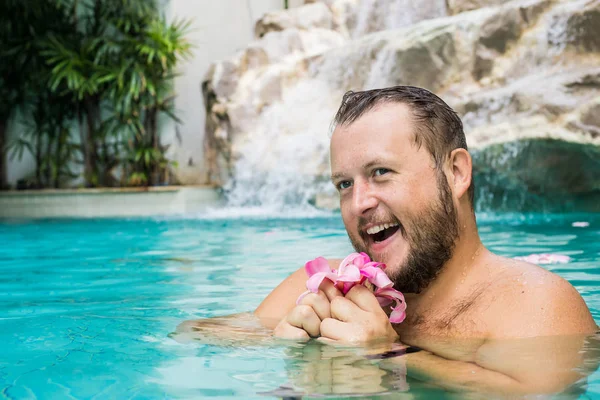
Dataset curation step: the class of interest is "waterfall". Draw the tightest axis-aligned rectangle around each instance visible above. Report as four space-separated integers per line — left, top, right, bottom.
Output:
204 0 600 216
218 79 341 216
353 0 448 38
214 1 453 216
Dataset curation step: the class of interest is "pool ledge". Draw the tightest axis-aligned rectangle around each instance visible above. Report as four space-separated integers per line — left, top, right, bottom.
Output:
0 186 223 218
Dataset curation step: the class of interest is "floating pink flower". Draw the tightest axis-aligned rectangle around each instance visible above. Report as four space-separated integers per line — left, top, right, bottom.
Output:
296 252 407 324
514 253 571 265
572 221 590 228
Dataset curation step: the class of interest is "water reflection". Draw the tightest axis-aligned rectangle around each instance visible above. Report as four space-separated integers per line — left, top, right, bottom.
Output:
174 317 600 398
264 341 409 398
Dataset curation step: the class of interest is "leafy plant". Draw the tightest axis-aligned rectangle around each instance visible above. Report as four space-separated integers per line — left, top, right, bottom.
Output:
2 0 191 189
0 0 75 188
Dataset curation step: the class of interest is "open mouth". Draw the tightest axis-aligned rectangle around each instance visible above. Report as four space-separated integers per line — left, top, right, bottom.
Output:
366 222 401 244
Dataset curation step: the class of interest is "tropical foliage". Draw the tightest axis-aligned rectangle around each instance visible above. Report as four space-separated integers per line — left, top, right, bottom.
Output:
0 0 191 189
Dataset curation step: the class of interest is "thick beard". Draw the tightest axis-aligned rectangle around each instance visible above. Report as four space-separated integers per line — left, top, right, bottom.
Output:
349 171 459 294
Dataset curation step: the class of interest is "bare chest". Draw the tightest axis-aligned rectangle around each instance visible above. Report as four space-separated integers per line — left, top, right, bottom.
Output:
393 291 492 360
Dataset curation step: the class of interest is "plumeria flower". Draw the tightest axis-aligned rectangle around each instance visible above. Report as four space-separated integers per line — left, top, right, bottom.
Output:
514 253 571 265
296 252 407 324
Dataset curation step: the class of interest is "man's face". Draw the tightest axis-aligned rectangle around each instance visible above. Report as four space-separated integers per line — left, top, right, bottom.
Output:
330 103 459 293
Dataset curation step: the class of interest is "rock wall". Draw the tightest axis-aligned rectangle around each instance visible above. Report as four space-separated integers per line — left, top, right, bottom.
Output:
202 0 600 212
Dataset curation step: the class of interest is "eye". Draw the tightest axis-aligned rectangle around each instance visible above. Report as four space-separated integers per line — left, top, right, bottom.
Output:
336 180 352 191
373 168 390 177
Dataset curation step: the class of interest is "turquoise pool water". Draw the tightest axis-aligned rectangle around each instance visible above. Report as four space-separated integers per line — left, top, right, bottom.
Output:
1 213 599 398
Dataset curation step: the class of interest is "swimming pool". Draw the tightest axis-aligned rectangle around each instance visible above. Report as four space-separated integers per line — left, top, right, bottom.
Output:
1 213 599 398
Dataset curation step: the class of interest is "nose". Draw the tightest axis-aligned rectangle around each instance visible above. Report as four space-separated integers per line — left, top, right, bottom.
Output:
352 178 378 216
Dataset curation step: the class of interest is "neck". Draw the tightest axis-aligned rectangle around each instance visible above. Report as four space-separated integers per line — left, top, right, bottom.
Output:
416 212 486 301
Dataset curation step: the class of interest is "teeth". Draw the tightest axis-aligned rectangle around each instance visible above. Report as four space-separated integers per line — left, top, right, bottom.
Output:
366 222 398 235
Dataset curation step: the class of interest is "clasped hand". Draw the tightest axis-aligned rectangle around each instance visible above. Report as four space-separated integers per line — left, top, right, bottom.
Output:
274 280 399 344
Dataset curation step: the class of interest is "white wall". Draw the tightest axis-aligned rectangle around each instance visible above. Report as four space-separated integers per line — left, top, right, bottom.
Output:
5 0 304 187
163 0 304 184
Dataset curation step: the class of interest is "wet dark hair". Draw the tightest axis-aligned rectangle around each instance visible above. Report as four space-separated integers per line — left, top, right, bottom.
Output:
333 85 474 206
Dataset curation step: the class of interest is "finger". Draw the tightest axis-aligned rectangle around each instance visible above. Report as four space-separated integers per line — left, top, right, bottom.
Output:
273 320 310 341
330 296 364 322
299 290 331 321
316 336 338 346
320 317 350 341
344 284 384 313
320 279 343 302
287 305 321 337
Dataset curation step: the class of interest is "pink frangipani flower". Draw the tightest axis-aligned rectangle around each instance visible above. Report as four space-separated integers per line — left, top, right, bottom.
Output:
514 253 571 265
296 252 407 324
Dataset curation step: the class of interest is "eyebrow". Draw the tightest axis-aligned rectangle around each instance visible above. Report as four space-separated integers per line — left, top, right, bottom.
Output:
330 171 345 181
330 158 390 181
363 158 387 170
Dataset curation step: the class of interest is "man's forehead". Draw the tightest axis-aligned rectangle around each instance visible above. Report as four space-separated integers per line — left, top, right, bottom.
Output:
330 102 415 154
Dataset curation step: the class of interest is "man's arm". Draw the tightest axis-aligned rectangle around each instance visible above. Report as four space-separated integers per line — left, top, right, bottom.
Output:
254 266 308 329
314 272 598 394
254 258 342 329
171 267 307 344
172 312 274 346
394 333 593 395
172 259 335 344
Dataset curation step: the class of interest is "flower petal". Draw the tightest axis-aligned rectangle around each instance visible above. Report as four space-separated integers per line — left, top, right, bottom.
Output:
389 307 407 324
296 290 311 305
361 265 393 289
339 252 371 273
338 253 357 273
364 261 386 271
375 287 407 324
377 296 393 307
342 282 355 295
305 257 332 277
358 252 371 266
337 264 361 282
376 287 406 304
514 253 571 265
306 271 337 293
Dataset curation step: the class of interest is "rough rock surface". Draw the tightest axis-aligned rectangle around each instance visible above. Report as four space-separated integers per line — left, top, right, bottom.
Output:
446 0 509 14
255 2 333 38
203 0 600 211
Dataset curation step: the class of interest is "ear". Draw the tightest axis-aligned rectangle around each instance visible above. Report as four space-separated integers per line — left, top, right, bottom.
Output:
448 148 472 200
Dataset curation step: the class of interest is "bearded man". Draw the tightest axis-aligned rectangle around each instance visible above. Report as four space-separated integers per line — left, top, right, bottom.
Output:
251 86 597 393
180 86 598 395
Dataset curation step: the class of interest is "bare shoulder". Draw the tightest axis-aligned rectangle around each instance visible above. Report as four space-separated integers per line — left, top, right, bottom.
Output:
254 258 342 329
483 255 597 338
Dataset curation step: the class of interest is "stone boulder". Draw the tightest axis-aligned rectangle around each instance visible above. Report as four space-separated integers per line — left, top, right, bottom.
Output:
203 0 600 211
564 0 600 52
255 2 333 38
351 0 448 37
384 22 467 93
471 0 553 80
207 61 239 101
330 0 360 37
457 67 600 145
238 28 345 73
574 97 600 138
447 0 510 15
